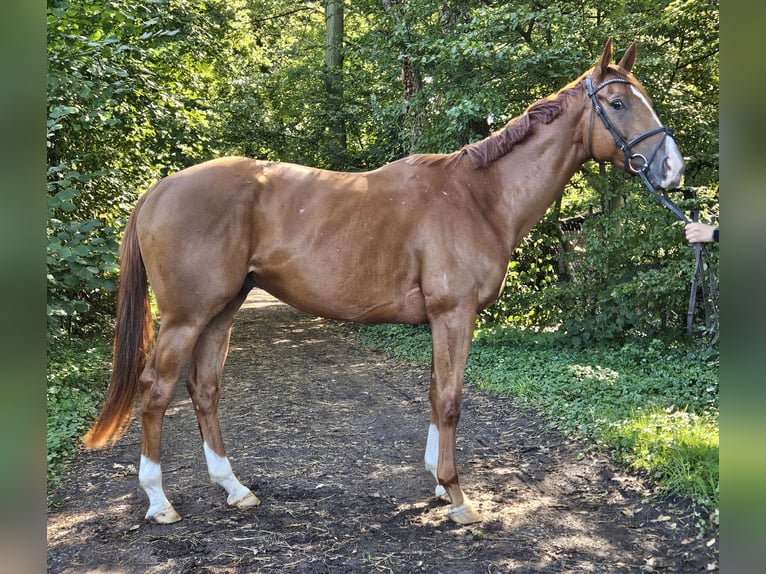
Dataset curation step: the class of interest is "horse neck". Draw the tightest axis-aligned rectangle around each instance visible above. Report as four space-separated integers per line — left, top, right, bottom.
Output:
486 97 590 247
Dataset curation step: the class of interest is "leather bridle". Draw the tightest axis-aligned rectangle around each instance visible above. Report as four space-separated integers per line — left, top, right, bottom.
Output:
586 75 688 223
586 75 717 337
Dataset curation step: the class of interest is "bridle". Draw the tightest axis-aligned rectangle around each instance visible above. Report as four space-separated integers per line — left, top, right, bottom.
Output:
586 75 718 337
586 76 688 223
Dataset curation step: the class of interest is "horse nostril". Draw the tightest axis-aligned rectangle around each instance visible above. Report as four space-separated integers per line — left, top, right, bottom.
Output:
660 151 685 188
666 142 685 176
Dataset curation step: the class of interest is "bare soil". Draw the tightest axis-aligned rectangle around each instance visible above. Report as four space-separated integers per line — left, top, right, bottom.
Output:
47 290 718 573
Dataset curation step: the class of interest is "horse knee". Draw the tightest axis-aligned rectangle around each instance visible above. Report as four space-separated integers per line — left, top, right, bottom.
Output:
436 397 462 427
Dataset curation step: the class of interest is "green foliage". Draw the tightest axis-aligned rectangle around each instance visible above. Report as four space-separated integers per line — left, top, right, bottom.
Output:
46 215 119 332
46 162 121 332
479 219 562 329
47 336 112 485
604 407 718 507
357 323 433 363
481 180 719 344
46 0 237 331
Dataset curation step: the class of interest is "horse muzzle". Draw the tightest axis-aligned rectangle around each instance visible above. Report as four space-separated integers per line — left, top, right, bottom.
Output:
628 133 684 190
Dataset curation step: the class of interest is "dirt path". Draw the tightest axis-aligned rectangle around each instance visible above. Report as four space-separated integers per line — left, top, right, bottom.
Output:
47 290 718 573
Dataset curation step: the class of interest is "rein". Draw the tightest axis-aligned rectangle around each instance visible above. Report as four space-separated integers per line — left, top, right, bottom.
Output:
586 76 718 336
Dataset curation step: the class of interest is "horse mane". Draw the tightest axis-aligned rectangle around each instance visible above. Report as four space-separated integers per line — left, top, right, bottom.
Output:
410 80 585 170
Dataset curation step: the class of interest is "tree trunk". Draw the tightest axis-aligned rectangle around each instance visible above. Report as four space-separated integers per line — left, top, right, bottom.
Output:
381 0 424 151
324 0 346 168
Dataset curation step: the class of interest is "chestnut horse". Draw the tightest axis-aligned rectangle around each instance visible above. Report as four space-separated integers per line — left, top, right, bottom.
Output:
83 40 683 525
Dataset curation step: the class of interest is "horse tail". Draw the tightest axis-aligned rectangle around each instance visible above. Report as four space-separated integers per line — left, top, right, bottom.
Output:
82 191 155 449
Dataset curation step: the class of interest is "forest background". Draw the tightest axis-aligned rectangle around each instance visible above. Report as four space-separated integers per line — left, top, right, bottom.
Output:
46 0 719 526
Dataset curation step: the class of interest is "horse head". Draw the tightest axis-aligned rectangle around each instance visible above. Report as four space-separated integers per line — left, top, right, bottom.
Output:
585 39 684 190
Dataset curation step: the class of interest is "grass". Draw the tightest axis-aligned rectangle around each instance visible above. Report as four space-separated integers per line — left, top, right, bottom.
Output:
47 335 112 486
604 407 718 504
356 323 719 514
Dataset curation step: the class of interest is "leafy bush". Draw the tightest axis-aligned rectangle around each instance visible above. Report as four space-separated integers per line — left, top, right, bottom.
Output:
47 0 223 333
47 336 112 485
479 219 562 329
46 171 120 333
480 179 719 345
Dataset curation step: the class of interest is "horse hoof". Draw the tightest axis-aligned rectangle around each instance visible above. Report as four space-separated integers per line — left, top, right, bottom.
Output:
447 503 482 525
146 506 182 524
230 491 261 509
434 484 450 503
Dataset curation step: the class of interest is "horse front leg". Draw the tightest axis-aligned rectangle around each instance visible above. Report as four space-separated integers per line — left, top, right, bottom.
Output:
426 307 482 525
424 365 449 502
186 297 260 511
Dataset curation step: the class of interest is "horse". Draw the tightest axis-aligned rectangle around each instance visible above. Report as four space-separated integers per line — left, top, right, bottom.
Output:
83 40 684 525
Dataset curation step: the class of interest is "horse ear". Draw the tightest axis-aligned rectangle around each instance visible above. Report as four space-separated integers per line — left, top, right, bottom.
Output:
596 39 613 78
617 43 637 73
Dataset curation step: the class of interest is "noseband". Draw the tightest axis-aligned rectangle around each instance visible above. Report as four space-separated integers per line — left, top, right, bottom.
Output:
586 76 687 223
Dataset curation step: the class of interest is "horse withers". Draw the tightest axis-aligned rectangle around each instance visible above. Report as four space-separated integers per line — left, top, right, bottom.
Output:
83 40 683 525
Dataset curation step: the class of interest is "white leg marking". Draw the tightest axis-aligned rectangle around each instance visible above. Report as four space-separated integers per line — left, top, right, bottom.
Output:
424 423 448 500
203 442 253 505
139 455 175 519
425 423 439 479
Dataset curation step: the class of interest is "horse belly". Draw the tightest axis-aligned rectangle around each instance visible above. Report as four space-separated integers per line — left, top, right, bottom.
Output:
250 248 428 324
281 286 427 324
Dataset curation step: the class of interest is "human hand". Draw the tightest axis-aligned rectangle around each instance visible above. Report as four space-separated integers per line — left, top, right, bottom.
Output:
684 222 718 243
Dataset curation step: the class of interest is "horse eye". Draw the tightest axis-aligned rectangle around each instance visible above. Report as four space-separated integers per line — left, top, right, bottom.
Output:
610 99 624 110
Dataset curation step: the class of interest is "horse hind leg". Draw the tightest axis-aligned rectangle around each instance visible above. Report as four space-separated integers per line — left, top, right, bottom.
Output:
138 321 202 524
186 293 260 511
